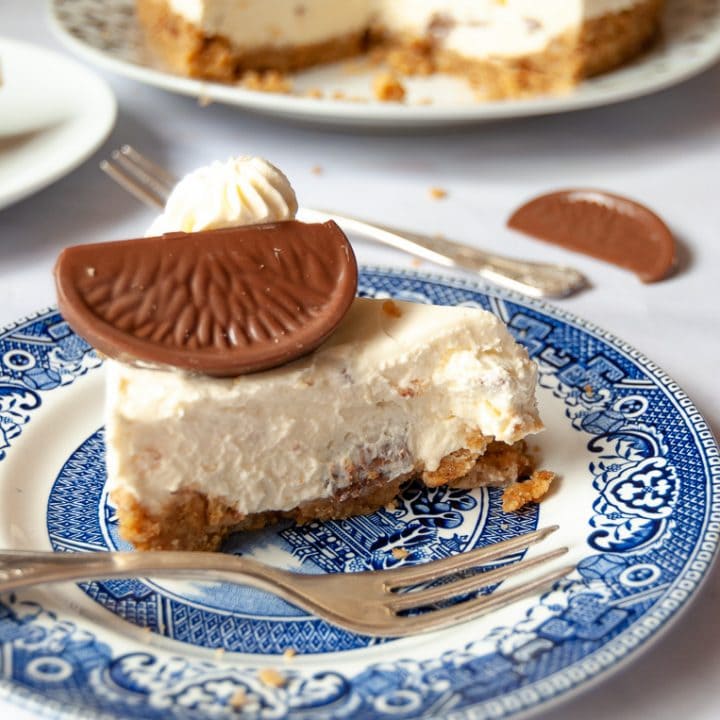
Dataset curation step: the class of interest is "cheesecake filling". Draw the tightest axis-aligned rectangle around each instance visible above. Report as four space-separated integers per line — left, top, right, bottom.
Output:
166 0 647 60
105 298 542 516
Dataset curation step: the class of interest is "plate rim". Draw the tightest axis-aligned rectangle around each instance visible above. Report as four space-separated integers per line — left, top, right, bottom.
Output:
47 0 720 127
0 35 117 211
0 265 717 720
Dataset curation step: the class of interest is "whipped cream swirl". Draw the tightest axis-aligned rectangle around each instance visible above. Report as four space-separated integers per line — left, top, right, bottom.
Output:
147 156 298 235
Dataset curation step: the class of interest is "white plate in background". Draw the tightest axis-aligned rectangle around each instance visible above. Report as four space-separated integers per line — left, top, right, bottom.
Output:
0 36 116 212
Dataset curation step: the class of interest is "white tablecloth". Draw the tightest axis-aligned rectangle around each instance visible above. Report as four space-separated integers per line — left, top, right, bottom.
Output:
2 3 720 718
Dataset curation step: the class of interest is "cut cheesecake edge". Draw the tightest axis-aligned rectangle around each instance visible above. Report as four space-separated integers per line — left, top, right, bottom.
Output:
135 0 664 98
112 440 534 551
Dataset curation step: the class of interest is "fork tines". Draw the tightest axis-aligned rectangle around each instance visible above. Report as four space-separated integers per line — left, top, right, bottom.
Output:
100 145 176 210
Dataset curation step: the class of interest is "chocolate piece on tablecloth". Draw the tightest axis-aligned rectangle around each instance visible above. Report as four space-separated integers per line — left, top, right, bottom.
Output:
54 220 358 376
508 189 676 283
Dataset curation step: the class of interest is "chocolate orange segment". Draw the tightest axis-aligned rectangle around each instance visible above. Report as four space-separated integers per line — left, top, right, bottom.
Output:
54 220 358 376
508 190 676 283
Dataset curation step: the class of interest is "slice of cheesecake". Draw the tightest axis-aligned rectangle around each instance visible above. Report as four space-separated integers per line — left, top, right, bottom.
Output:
106 296 542 551
56 156 544 551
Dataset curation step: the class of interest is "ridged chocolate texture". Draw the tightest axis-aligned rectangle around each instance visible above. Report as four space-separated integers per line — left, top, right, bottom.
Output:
508 190 676 283
54 220 358 376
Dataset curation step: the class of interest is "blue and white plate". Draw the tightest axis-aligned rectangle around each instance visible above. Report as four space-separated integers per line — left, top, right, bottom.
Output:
0 268 717 719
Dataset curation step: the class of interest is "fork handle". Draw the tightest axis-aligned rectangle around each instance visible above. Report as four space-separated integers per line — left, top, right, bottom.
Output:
0 550 311 608
298 208 588 299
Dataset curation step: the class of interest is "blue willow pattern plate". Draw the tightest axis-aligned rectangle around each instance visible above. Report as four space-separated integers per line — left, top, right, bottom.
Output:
0 268 717 719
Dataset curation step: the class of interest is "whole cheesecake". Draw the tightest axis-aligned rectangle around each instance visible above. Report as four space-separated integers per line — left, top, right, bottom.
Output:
136 0 664 97
59 157 545 551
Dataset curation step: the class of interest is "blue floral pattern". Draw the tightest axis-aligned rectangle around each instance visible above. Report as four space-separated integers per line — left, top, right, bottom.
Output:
47 434 531 653
0 269 718 720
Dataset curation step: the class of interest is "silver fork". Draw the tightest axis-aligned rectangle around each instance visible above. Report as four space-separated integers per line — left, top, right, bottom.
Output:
100 145 587 299
0 526 570 637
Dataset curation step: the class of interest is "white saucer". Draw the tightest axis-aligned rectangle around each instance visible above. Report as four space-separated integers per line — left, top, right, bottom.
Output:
0 37 116 211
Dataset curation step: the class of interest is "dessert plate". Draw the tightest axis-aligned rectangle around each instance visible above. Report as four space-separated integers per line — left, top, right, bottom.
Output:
49 0 720 127
0 37 116 212
0 268 717 719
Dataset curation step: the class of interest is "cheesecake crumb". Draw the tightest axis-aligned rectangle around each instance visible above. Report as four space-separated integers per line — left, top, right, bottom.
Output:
241 69 292 94
258 667 286 688
502 470 556 513
410 258 423 268
386 42 435 76
385 500 397 511
382 299 403 318
197 93 213 107
429 187 448 200
368 47 387 66
214 647 225 659
418 97 434 105
229 688 247 710
391 547 409 560
311 165 323 175
342 59 366 74
332 89 347 100
305 87 324 99
282 648 297 661
85 266 96 277
373 73 406 102
584 384 594 396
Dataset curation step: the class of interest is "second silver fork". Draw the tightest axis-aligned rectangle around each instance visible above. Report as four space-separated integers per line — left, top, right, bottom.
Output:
101 145 588 299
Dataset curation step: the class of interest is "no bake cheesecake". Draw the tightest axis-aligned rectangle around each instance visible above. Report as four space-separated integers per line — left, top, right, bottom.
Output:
56 157 544 551
136 0 664 98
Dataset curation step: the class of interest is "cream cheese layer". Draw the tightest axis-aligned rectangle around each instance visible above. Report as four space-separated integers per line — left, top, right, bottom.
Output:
105 298 542 514
167 0 645 59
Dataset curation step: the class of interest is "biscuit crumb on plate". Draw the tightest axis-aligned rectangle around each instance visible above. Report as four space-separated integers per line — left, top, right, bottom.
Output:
283 648 297 661
229 688 247 709
373 72 406 102
502 470 556 512
240 69 292 93
391 547 409 560
258 667 286 688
